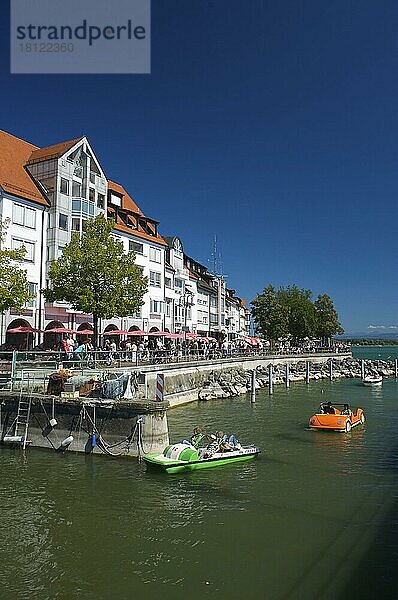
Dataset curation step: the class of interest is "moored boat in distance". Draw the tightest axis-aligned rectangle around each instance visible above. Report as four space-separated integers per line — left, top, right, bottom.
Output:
144 442 260 474
363 375 383 386
308 402 365 433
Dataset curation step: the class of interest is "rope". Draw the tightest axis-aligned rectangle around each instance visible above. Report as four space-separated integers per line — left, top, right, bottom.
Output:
82 406 140 457
137 418 153 455
31 412 57 450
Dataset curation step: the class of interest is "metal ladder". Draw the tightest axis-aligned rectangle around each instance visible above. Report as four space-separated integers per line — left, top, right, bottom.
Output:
14 396 32 450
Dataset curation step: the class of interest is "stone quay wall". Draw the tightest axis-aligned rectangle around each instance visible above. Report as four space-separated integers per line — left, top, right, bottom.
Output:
0 393 169 458
139 352 365 406
194 356 396 402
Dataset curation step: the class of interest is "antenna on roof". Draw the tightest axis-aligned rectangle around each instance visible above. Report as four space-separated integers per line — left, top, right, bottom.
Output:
210 235 228 281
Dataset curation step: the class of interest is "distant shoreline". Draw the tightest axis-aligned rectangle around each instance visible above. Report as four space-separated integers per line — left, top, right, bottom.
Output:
347 339 398 346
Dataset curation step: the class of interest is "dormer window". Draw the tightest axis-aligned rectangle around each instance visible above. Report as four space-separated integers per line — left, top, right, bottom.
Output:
109 193 122 207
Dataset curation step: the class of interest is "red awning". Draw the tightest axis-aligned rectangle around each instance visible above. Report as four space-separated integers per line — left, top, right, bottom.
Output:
7 326 41 333
165 333 185 339
103 330 129 336
146 331 169 336
126 330 147 336
44 327 78 334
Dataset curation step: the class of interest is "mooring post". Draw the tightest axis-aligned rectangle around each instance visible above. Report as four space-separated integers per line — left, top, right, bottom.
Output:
10 350 17 391
329 359 333 381
156 373 165 402
251 370 256 403
268 364 273 395
361 359 365 380
285 363 290 388
306 361 310 384
395 358 397 379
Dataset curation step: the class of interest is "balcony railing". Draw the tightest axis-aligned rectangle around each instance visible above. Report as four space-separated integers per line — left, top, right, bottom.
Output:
72 197 95 217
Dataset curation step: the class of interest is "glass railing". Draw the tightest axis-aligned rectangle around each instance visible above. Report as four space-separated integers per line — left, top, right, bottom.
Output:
72 197 95 216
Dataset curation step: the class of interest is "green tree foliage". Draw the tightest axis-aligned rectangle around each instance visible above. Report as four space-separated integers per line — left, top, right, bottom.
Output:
0 221 33 313
251 284 289 344
278 285 317 344
314 294 344 345
44 214 148 346
252 285 343 345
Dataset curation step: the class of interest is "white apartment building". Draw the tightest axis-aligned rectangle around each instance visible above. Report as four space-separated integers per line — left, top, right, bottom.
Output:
105 180 168 334
0 130 250 348
0 131 49 347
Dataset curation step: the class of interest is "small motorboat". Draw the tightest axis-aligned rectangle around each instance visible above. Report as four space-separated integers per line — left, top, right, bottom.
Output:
363 375 382 386
144 442 260 474
308 403 365 433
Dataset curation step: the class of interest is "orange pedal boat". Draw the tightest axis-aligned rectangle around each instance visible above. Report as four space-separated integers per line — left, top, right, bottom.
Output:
309 402 365 433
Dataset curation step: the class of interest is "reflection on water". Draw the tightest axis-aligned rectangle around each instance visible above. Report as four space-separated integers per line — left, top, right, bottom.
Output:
1 378 398 599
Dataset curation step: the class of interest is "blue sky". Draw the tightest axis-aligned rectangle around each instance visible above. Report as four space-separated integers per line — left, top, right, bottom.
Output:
1 1 397 334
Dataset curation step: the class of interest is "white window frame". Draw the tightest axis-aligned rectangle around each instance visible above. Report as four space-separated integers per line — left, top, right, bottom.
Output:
12 238 35 262
59 213 68 231
26 282 37 308
149 246 161 263
60 177 69 195
129 241 144 255
12 203 36 229
149 271 161 288
150 299 163 314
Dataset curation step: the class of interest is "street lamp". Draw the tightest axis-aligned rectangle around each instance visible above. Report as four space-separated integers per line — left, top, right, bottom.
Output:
179 291 194 345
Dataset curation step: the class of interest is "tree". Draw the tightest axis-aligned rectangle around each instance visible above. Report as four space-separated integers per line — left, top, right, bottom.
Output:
44 214 148 347
314 293 344 346
252 284 342 346
251 284 289 345
0 220 33 313
278 285 317 344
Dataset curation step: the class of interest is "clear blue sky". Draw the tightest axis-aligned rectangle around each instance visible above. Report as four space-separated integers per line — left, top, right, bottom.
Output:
1 1 397 334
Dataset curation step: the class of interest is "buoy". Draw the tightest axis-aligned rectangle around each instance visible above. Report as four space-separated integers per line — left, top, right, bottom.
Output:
60 435 74 449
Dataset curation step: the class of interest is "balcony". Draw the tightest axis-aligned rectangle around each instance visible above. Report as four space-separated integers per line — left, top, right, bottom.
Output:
72 197 95 217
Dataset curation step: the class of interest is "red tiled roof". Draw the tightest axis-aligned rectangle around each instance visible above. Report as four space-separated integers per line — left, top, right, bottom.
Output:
26 137 83 164
113 221 168 246
108 180 144 216
0 131 49 206
187 268 199 280
108 179 167 246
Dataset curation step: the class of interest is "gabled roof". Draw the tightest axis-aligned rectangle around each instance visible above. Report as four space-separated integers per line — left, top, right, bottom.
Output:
26 137 83 165
0 130 49 206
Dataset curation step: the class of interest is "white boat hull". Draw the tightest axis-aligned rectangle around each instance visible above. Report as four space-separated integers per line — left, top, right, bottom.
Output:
363 378 382 386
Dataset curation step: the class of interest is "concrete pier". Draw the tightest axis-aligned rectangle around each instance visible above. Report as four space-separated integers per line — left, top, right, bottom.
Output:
0 393 169 458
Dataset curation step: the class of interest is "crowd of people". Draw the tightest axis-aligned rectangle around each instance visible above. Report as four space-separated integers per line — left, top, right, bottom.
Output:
1 335 352 365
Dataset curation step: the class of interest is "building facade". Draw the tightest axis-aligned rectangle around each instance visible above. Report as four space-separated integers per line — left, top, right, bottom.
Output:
0 130 250 348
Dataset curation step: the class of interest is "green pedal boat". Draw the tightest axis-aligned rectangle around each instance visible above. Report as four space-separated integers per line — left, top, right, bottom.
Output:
144 442 261 474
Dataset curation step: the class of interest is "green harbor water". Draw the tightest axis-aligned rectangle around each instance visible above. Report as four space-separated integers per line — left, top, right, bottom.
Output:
352 344 398 361
1 378 398 600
